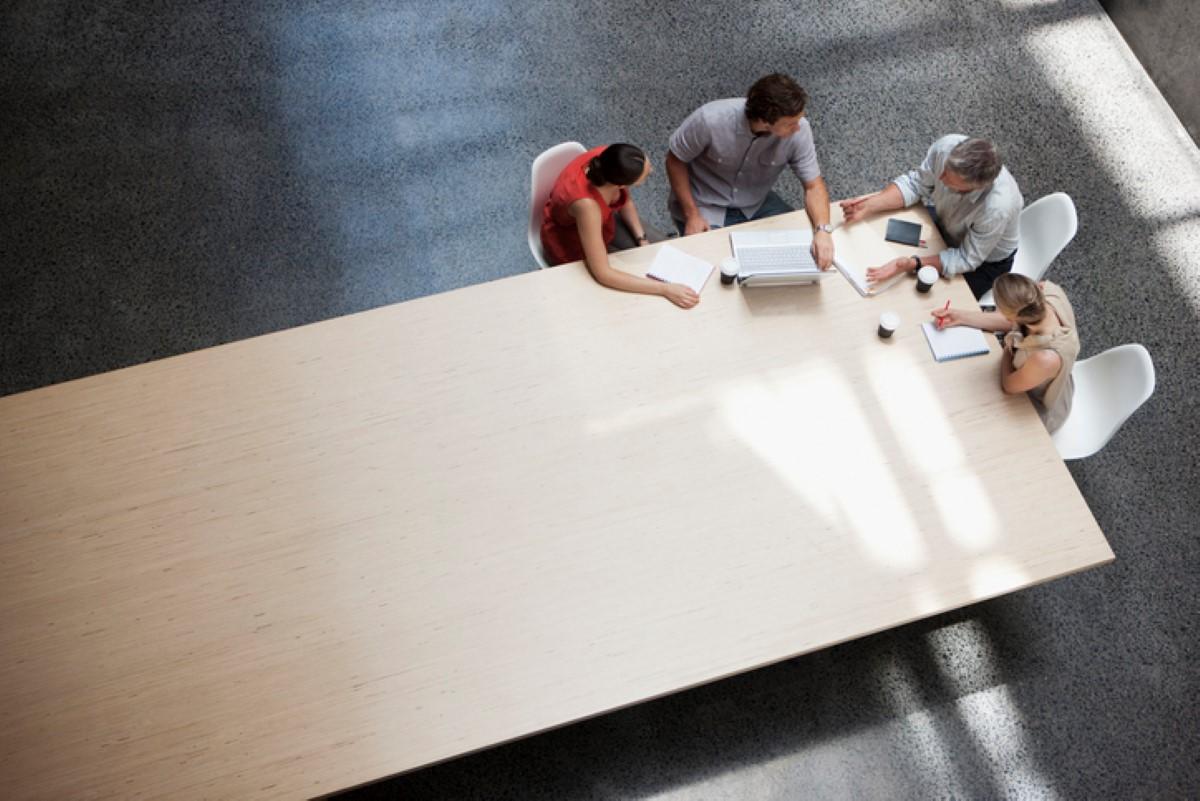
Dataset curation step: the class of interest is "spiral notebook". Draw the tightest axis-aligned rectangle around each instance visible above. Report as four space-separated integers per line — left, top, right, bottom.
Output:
921 322 991 362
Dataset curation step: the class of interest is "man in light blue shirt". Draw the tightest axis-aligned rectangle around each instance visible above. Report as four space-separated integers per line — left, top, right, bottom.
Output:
841 135 1023 299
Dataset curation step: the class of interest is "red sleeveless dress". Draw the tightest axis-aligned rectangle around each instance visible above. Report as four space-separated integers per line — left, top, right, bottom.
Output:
540 146 628 266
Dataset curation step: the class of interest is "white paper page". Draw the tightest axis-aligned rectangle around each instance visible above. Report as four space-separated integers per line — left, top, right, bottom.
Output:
645 246 715 294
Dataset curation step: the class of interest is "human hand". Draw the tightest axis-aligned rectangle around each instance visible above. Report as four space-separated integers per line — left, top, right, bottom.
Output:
683 214 710 236
663 283 700 309
931 307 966 329
839 194 875 224
866 257 908 286
811 230 834 270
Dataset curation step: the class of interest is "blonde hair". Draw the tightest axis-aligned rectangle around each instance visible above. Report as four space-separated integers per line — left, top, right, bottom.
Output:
992 273 1046 325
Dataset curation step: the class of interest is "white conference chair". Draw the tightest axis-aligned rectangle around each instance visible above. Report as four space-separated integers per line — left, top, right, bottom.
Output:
528 141 587 268
1052 343 1155 460
979 192 1078 308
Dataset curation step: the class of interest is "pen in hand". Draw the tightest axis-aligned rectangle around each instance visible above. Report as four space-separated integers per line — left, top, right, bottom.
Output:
936 300 950 330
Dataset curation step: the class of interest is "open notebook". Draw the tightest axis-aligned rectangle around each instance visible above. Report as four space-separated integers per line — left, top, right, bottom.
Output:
645 246 714 294
921 322 992 362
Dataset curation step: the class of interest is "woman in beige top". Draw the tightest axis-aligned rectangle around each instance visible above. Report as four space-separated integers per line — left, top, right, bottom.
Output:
931 273 1080 432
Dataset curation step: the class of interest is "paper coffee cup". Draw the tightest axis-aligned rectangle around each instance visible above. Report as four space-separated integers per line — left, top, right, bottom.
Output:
720 257 739 286
878 311 900 339
916 265 938 293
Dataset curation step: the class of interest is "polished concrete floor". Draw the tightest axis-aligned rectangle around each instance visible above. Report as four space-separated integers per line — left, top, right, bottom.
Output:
2 1 1198 798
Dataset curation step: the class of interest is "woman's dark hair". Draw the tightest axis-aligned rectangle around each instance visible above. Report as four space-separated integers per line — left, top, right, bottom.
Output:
745 74 808 124
586 144 647 187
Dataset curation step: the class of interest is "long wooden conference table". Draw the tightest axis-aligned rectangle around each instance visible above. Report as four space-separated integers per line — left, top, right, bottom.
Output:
0 206 1112 799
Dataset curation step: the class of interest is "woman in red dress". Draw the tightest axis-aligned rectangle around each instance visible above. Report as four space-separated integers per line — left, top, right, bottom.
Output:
541 144 699 309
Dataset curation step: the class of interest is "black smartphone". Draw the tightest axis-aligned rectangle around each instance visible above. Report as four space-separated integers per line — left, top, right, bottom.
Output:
884 218 922 247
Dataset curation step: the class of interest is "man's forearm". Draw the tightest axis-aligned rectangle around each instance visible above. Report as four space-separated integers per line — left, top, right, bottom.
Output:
868 183 907 214
666 152 700 219
804 178 831 227
912 252 944 274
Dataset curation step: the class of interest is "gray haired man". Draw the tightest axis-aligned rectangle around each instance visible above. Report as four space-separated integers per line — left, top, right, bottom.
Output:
841 135 1023 299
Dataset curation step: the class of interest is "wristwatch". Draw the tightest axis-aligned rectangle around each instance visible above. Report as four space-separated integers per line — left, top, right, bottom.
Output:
814 223 833 234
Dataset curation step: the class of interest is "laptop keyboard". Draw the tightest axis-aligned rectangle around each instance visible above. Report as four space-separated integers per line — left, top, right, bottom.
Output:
738 245 818 273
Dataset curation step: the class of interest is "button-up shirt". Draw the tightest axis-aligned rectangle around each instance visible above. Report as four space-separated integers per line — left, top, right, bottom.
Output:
668 98 821 227
892 134 1023 276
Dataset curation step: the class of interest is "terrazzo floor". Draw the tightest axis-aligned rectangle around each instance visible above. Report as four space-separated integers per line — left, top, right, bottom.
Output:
2 1 1198 798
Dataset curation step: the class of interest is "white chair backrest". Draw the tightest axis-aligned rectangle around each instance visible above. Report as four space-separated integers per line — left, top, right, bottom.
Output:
528 141 587 269
978 192 1077 308
1052 343 1155 460
1012 192 1078 281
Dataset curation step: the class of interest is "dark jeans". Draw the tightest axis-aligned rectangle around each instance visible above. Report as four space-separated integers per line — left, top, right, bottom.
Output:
964 250 1016 300
926 204 1016 300
673 190 794 235
609 216 667 252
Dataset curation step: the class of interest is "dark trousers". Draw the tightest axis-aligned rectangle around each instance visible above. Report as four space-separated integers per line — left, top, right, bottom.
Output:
964 250 1016 300
672 190 794 235
721 190 794 226
609 216 667 252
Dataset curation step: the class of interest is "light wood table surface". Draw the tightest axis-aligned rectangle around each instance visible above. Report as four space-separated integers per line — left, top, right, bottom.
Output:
0 206 1112 799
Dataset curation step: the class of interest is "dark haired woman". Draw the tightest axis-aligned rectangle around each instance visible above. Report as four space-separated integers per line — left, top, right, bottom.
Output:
541 144 698 309
931 273 1079 431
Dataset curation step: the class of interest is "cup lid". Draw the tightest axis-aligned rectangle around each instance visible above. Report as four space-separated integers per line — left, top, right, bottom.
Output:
879 311 900 328
917 265 938 283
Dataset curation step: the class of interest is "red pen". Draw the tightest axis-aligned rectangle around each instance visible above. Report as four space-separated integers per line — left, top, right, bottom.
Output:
936 299 950 329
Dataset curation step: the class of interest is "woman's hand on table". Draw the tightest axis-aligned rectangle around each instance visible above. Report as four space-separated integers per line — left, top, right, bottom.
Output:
663 283 700 309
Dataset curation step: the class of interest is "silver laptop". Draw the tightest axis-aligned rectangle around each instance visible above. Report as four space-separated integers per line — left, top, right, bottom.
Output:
729 230 831 287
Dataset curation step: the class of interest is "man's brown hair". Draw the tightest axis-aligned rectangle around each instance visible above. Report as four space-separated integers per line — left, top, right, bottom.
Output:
745 74 808 124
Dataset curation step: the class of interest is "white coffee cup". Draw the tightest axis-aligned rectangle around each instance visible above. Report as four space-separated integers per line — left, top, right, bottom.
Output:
878 311 900 339
916 265 938 292
720 257 739 286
